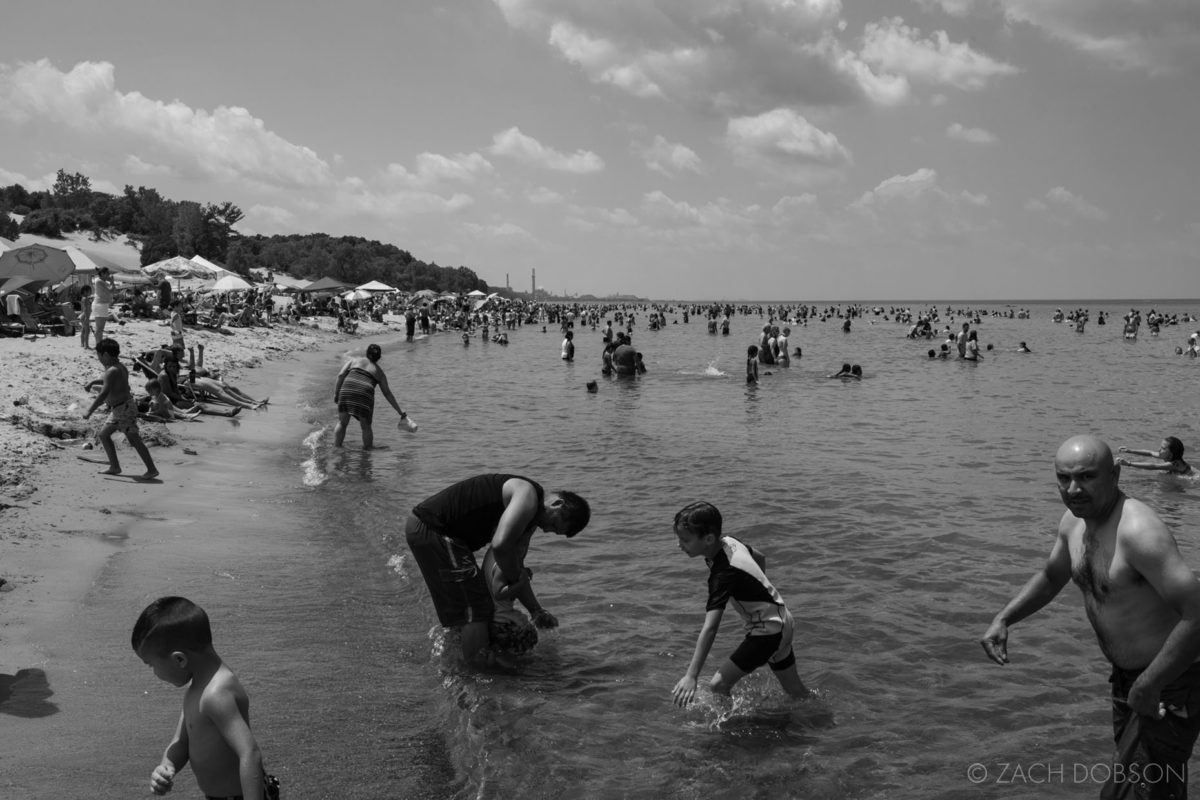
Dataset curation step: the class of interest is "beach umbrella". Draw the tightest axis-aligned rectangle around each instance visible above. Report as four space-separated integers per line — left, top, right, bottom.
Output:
342 288 372 301
0 243 77 284
211 274 254 292
190 254 236 278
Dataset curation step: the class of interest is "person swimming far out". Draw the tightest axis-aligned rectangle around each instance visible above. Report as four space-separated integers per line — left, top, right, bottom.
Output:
827 363 852 379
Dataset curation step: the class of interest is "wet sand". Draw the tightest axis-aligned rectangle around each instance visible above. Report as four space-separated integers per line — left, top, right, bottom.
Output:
0 314 395 797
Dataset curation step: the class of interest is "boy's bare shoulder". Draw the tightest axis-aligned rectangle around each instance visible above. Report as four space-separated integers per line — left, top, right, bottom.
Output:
195 664 250 713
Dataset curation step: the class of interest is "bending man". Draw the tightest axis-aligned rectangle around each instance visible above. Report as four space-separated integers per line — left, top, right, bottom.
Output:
405 474 590 662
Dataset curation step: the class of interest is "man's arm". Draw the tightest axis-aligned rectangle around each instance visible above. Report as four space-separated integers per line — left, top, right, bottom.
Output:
490 479 541 587
1123 507 1200 717
980 521 1073 665
673 608 724 706
203 688 265 800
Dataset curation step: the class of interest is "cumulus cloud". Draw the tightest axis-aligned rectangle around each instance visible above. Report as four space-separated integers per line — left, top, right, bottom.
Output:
491 0 916 110
124 154 177 178
726 108 852 183
527 186 566 204
489 127 604 174
999 0 1200 74
245 204 297 233
464 221 537 244
912 0 977 16
860 17 1019 90
636 135 703 177
0 60 333 188
384 152 494 189
1026 186 1108 221
946 122 997 144
849 167 993 241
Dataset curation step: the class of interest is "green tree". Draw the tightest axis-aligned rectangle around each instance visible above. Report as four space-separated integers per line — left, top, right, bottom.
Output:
52 169 93 209
173 201 204 258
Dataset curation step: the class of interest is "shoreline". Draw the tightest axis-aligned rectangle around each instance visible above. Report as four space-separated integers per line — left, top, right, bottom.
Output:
0 314 397 689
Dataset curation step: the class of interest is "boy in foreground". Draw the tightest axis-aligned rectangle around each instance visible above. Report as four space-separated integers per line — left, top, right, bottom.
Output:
82 337 159 480
132 596 278 799
671 502 810 706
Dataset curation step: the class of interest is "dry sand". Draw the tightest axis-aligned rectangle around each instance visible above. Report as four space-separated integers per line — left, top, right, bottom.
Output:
0 311 394 698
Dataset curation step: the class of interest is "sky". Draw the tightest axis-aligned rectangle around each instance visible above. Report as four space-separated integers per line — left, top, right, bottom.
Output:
1 1 1197 301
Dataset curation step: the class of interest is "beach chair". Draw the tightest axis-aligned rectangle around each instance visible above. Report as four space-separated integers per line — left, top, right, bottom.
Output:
16 298 56 337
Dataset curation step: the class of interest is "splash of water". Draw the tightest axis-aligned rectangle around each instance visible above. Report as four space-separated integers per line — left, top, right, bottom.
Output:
301 426 328 487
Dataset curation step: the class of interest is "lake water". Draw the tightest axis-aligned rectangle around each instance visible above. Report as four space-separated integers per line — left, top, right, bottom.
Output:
9 299 1200 799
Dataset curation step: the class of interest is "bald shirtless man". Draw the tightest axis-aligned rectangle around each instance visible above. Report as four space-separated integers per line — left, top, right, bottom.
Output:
981 435 1200 798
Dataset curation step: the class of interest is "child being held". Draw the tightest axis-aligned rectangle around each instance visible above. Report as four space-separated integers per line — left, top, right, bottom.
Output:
131 596 279 799
482 546 541 656
671 501 811 706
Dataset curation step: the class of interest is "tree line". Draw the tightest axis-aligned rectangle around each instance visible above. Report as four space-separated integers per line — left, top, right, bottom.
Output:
0 170 490 294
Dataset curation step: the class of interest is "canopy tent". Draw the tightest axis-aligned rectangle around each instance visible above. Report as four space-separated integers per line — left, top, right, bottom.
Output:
302 276 354 294
143 256 206 279
189 254 237 278
0 236 15 251
210 274 254 293
466 289 486 298
271 274 310 292
0 244 77 294
355 280 397 293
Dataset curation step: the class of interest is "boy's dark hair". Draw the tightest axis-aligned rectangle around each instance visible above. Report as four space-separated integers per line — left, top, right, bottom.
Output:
556 491 591 537
1165 437 1185 460
146 379 161 392
366 343 382 361
674 502 722 538
131 596 213 655
747 345 759 357
95 338 120 357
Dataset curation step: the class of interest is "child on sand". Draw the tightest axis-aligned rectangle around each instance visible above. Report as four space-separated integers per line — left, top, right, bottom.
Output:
671 502 810 706
132 596 278 799
145 380 201 422
1117 437 1193 475
82 338 159 480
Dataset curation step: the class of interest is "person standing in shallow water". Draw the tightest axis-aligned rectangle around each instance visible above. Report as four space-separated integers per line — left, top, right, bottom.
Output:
332 343 408 449
981 435 1200 798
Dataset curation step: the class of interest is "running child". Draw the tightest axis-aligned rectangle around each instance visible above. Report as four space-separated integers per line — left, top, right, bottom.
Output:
82 338 159 480
132 596 279 799
671 502 810 706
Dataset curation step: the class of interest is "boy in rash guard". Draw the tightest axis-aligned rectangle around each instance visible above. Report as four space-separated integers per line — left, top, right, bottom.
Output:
671 501 811 706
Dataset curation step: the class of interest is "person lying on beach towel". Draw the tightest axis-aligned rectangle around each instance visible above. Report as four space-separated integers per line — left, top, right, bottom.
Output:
186 371 266 410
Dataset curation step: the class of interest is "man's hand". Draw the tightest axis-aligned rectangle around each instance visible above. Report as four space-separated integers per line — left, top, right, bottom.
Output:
672 675 699 707
1127 678 1167 719
980 619 1009 665
531 609 558 629
150 763 176 795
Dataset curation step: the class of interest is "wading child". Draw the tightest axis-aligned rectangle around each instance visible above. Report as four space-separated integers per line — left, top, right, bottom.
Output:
671 501 810 706
132 596 279 799
746 345 759 384
82 338 159 480
483 545 543 657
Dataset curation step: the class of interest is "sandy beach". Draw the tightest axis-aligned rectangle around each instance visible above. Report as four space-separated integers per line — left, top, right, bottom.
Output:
0 312 390 726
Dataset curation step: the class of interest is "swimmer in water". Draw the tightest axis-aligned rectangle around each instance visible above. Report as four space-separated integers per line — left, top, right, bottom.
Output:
1117 437 1193 476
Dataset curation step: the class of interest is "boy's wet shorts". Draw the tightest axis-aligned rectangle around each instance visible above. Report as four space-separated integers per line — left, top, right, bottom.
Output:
404 514 493 628
730 612 796 674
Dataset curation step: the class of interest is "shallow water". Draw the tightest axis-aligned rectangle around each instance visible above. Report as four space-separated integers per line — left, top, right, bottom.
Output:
10 300 1200 799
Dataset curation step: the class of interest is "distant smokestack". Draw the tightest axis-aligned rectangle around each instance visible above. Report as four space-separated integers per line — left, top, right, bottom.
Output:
532 268 536 298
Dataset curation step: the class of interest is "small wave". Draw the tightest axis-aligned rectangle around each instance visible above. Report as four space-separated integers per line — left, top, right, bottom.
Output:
387 552 411 580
